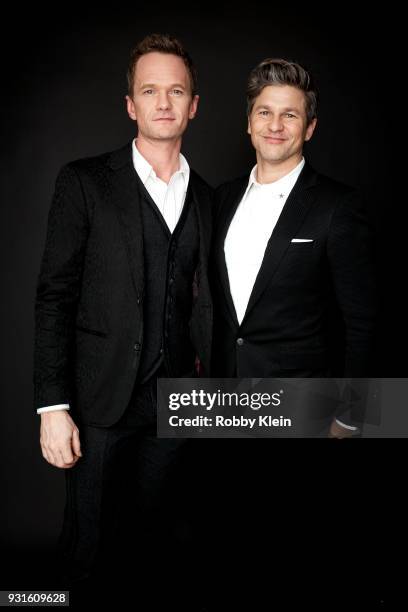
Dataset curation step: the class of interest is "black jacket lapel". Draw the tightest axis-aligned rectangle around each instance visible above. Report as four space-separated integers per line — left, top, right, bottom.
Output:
190 169 211 266
109 142 145 302
243 162 319 322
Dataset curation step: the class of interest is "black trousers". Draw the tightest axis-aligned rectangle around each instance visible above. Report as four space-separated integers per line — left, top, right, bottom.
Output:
56 375 191 598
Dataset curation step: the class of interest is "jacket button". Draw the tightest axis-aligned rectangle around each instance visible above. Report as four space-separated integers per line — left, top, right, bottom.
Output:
133 342 141 351
236 337 244 346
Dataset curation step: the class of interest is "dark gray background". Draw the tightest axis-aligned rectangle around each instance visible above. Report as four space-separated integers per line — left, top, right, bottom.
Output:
0 4 403 606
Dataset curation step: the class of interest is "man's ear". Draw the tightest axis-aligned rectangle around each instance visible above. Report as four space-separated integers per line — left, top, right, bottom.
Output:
305 117 317 142
126 95 137 121
189 94 199 119
247 117 251 135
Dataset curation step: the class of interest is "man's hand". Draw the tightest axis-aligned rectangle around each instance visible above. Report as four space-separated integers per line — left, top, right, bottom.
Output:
40 411 82 468
328 419 354 439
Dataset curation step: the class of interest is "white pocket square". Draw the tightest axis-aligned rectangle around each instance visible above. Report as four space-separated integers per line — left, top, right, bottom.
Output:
291 238 314 243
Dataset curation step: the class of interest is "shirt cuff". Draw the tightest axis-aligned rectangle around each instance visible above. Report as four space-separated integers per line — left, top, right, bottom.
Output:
37 404 70 414
335 418 358 431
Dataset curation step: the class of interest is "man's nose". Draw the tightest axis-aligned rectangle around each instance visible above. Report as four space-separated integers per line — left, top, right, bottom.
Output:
157 92 171 110
267 116 284 132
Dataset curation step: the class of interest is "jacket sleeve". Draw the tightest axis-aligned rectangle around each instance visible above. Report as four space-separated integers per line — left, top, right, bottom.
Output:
33 164 90 410
327 189 378 376
327 190 378 424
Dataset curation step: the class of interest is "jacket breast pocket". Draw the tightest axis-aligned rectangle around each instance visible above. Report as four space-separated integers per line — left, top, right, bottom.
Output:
288 240 316 250
283 241 317 273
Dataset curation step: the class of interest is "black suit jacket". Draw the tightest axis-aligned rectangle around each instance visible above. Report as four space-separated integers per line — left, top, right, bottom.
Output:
211 162 377 384
34 142 213 426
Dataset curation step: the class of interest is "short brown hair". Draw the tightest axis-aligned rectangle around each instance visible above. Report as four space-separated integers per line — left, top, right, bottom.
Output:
127 33 198 97
247 58 318 125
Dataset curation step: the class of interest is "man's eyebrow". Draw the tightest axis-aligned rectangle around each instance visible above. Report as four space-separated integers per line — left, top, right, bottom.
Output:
138 82 187 89
254 104 301 113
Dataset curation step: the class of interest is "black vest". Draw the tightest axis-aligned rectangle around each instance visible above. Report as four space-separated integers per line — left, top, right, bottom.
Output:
121 178 199 423
140 180 199 379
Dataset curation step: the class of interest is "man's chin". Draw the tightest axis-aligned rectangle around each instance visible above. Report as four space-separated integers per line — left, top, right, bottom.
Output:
256 145 287 162
151 130 183 141
259 154 286 164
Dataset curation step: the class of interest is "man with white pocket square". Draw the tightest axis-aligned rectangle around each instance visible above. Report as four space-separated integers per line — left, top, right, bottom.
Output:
210 58 377 436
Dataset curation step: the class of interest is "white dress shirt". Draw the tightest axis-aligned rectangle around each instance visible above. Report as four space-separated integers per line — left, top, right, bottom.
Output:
224 158 305 325
37 140 190 414
131 139 190 233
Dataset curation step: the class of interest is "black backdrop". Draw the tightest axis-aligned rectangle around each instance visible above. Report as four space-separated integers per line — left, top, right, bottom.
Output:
0 4 404 606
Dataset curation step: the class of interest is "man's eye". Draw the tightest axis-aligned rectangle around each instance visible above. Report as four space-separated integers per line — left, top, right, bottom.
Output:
259 110 269 116
143 89 154 95
172 89 183 95
285 113 296 118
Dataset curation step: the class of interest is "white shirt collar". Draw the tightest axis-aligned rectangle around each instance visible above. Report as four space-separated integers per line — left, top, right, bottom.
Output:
132 138 189 186
243 157 305 201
